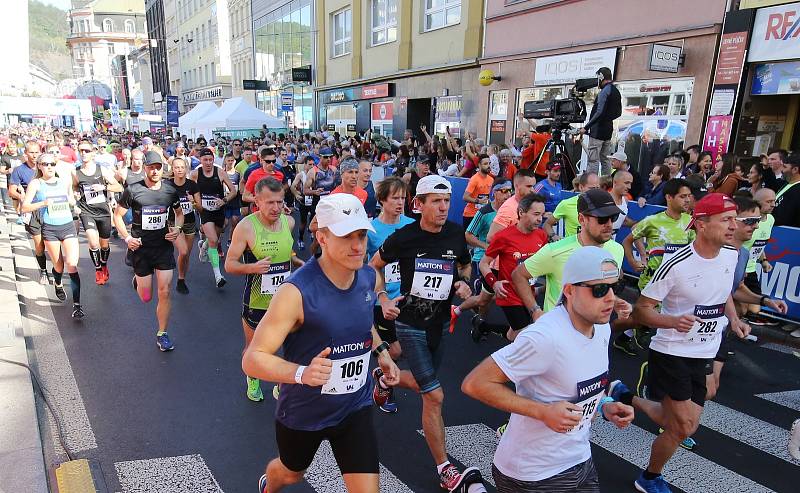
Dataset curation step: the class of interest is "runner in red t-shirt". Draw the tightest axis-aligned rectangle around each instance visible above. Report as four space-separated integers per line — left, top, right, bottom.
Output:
243 148 285 212
479 193 548 340
331 157 367 204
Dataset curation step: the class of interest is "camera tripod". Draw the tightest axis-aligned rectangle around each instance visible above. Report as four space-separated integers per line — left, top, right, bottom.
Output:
532 127 579 190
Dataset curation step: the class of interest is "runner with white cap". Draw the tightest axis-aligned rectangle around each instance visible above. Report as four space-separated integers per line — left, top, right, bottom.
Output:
369 174 487 492
463 246 635 492
243 193 399 493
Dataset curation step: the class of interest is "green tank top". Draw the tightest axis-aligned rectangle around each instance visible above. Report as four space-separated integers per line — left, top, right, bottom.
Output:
243 214 294 310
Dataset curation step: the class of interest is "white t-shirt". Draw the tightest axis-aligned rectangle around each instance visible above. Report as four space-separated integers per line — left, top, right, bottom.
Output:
491 306 611 482
643 243 738 359
612 196 628 235
94 153 118 171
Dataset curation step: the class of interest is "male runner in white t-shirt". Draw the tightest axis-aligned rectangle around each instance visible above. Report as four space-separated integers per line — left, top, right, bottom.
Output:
462 246 634 492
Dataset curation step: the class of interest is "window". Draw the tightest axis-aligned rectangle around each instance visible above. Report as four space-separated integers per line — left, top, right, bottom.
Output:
125 19 135 33
103 18 113 32
332 9 352 57
371 0 397 46
424 0 460 32
211 62 215 83
107 43 115 55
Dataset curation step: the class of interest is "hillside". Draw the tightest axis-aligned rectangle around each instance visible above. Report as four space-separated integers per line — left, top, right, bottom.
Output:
29 0 72 81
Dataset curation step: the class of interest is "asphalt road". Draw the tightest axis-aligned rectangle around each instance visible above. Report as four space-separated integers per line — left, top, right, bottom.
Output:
10 216 800 493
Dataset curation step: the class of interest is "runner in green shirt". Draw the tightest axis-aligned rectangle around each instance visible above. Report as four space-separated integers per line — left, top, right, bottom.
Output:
512 189 628 318
742 188 778 325
543 171 599 239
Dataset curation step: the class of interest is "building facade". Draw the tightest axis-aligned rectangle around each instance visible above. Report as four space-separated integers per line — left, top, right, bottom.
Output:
477 0 726 175
145 0 170 112
230 0 256 104
176 0 233 110
67 0 149 110
315 0 484 139
163 0 183 112
252 0 316 129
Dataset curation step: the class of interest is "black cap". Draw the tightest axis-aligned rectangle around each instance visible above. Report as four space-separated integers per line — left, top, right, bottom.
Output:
198 147 215 158
577 189 622 217
143 150 163 166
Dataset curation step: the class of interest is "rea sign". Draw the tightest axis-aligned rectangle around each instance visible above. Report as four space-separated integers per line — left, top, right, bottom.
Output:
649 44 682 73
749 2 800 62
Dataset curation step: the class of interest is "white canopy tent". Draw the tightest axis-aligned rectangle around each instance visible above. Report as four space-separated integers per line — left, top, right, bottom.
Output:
177 101 218 138
193 97 285 135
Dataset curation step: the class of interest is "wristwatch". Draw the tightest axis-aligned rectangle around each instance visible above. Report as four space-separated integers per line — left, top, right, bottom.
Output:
372 341 390 358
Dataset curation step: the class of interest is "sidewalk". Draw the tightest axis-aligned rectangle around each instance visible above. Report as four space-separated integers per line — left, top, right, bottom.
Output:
0 204 49 493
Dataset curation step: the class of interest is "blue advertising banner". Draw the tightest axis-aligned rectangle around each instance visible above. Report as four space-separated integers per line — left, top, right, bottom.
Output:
166 96 179 127
444 177 800 321
752 61 800 95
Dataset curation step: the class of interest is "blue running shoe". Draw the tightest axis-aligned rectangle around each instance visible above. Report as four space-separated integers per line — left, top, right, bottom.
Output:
634 471 672 492
156 333 175 351
379 393 398 414
258 473 268 493
608 379 631 403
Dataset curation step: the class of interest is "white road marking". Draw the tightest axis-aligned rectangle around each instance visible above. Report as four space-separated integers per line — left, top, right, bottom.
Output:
115 454 223 492
419 423 499 486
305 441 414 493
756 389 800 412
701 401 799 465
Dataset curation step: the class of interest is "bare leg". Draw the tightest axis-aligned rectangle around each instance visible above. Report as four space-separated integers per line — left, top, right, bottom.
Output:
421 388 448 465
154 269 173 333
646 396 702 474
264 458 304 493
177 233 195 280
342 473 379 493
631 396 667 427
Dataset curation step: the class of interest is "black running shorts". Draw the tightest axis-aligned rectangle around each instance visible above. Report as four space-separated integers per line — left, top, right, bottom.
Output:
744 271 761 295
42 222 77 242
241 306 266 330
501 305 533 332
79 213 113 239
132 244 176 277
647 349 709 407
24 210 42 236
199 210 224 229
275 405 379 474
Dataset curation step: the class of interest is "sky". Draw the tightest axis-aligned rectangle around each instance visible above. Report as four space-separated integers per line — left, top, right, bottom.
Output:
38 0 73 10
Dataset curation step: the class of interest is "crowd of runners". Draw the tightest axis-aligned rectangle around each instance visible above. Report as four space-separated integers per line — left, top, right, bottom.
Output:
1 125 800 493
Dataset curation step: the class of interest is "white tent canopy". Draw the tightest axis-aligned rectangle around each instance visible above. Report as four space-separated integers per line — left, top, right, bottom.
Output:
178 101 218 138
193 97 285 134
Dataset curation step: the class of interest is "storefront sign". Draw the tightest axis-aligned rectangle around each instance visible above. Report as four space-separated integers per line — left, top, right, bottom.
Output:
749 1 800 62
346 124 356 132
183 86 224 103
490 120 506 132
291 66 312 83
709 89 735 116
435 96 462 122
534 48 617 86
371 102 394 122
757 115 786 131
327 124 336 131
703 115 733 163
243 79 269 90
649 44 682 73
166 95 179 127
361 84 390 99
322 83 393 104
714 32 748 84
742 0 798 7
752 61 800 94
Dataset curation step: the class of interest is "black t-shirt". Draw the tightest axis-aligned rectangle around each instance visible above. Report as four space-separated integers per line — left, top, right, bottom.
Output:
168 178 199 224
75 164 111 217
119 180 180 247
773 182 800 228
379 220 470 329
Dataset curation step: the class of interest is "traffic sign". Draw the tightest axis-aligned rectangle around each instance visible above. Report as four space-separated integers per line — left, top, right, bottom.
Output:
280 92 293 111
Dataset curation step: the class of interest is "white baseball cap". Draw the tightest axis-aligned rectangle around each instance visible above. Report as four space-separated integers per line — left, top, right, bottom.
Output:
316 194 376 236
610 150 628 162
415 175 452 196
557 246 620 304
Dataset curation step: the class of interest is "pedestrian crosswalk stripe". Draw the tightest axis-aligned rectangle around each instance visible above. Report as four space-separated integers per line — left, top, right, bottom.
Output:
591 419 775 493
115 454 223 493
756 389 800 412
306 441 414 493
419 423 499 487
701 401 799 465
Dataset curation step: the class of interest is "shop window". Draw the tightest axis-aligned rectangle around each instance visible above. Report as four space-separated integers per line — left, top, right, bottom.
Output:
371 0 397 46
487 90 509 145
332 9 352 58
424 0 461 32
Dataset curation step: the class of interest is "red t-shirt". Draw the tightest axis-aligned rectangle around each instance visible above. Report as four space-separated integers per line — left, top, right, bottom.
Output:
245 168 285 212
332 185 367 205
60 145 77 163
461 156 478 178
485 225 547 306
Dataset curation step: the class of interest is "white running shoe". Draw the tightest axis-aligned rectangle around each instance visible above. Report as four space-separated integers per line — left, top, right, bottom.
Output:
198 239 209 263
789 419 800 461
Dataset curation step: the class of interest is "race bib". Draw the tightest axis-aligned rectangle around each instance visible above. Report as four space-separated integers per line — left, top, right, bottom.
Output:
687 303 727 343
82 184 105 205
304 195 313 206
321 351 370 395
201 194 220 211
142 205 168 231
179 196 193 215
749 239 768 263
260 261 290 295
385 261 401 284
410 258 454 300
46 195 71 220
651 243 686 257
568 372 608 435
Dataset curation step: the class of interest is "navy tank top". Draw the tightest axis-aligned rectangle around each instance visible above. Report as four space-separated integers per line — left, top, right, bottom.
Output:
276 257 376 431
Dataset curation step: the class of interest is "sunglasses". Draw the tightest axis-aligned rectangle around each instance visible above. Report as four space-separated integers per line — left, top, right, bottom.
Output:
593 214 620 225
736 216 761 226
573 281 625 298
39 162 57 167
262 159 276 163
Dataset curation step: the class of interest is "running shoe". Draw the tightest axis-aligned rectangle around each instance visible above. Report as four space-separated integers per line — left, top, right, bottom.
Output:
634 328 652 348
608 379 631 403
156 333 175 351
658 428 696 450
634 471 672 492
380 393 398 414
54 284 66 302
272 384 280 400
637 361 649 399
496 422 508 438
613 335 637 356
218 247 225 258
71 304 85 319
38 269 50 285
438 463 463 491
246 376 264 402
791 328 800 338
449 305 459 334
95 270 106 285
747 313 780 327
215 275 227 288
372 367 393 408
176 279 189 294
297 240 305 250
470 314 487 343
258 474 268 493
450 467 486 493
101 264 109 281
198 239 209 262
15 216 23 225
125 248 133 267
789 418 800 460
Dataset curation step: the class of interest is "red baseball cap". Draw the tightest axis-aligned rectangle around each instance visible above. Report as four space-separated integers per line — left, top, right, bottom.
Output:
686 193 737 230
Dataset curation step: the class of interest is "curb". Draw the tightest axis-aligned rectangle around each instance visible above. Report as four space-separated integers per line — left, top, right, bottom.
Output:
0 204 49 493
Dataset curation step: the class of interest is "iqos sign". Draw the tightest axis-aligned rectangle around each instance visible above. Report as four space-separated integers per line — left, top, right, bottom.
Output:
649 44 682 73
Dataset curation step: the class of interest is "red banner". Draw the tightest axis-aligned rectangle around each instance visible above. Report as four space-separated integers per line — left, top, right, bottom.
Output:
371 102 393 121
714 32 749 85
703 115 733 162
